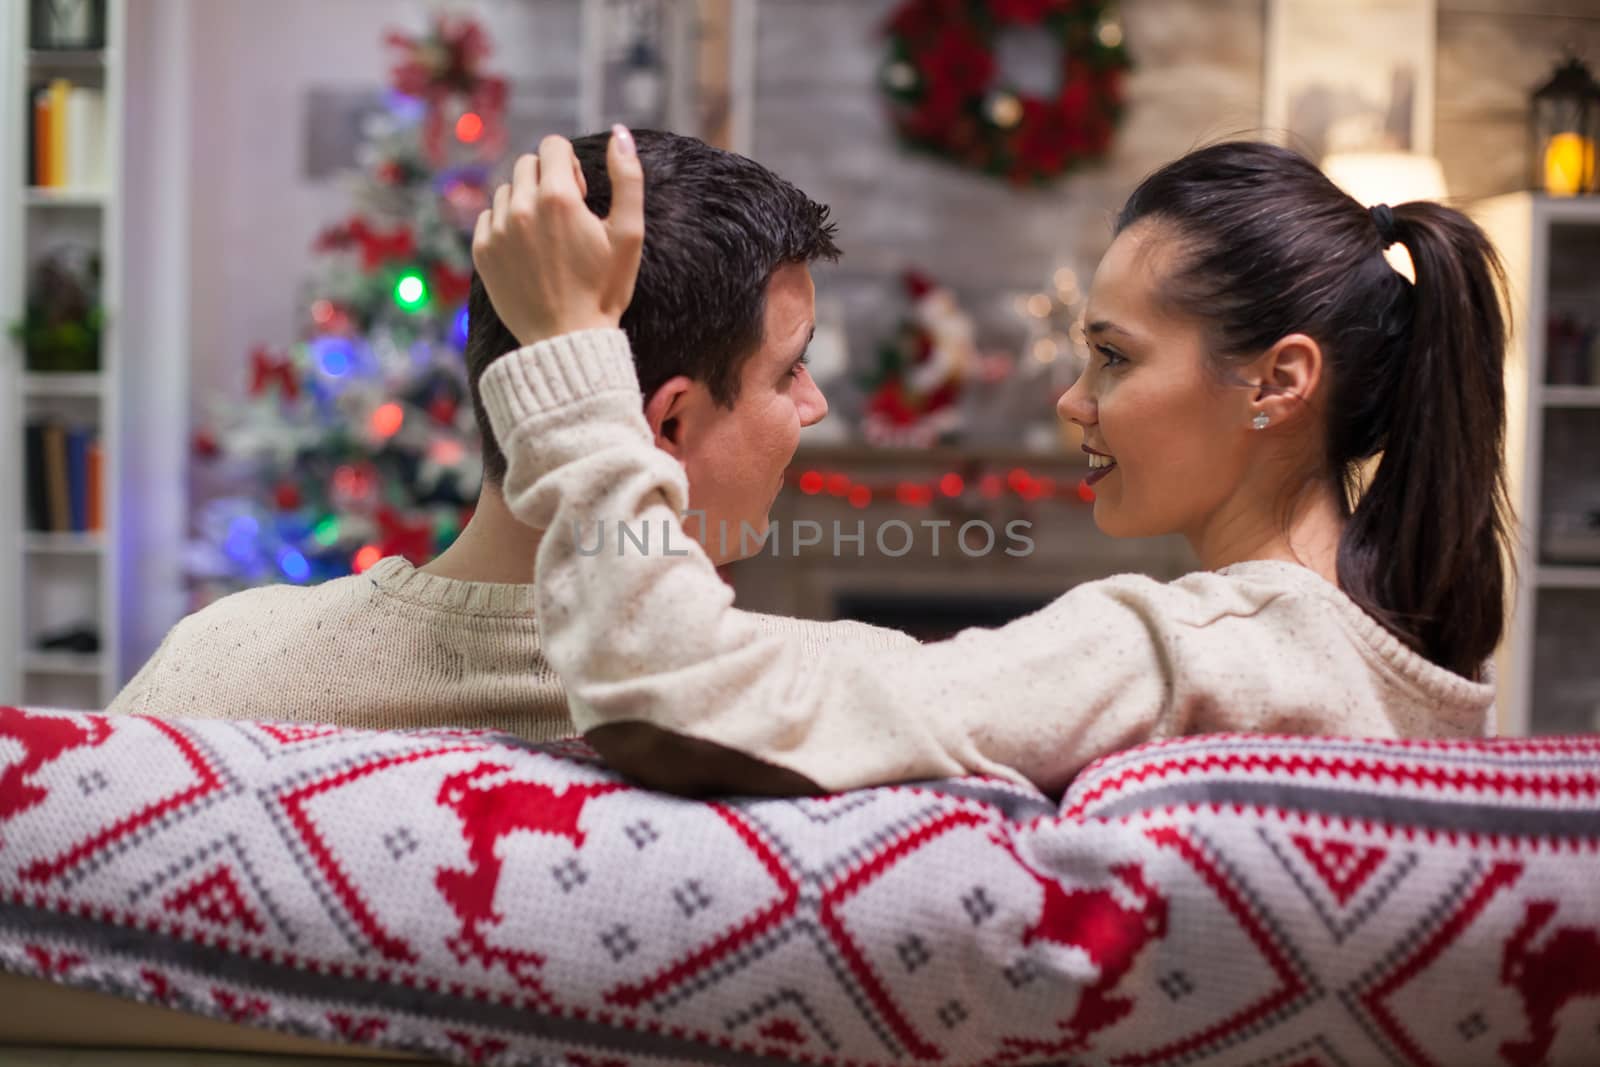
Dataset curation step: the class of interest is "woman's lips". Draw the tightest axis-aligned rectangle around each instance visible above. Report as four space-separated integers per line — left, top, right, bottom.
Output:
1083 461 1118 488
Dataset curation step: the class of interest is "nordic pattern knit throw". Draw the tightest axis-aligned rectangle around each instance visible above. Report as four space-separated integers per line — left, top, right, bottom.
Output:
1 706 1598 1066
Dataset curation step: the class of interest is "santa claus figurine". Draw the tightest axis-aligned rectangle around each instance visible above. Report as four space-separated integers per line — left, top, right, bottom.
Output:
863 270 975 448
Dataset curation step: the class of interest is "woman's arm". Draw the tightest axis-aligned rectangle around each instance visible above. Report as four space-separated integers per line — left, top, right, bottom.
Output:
480 332 1178 796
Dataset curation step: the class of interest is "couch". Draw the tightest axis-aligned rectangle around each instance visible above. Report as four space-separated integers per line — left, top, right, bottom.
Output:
2 706 1597 1065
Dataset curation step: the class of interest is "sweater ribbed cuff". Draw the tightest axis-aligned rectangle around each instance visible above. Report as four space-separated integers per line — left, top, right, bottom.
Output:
480 329 640 437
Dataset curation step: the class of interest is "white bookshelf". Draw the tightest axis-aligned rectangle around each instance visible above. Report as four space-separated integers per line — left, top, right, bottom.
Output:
1475 193 1600 737
0 0 126 710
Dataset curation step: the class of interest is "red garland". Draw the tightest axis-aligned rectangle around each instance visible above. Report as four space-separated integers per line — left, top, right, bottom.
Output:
376 506 435 566
248 346 299 403
315 217 417 272
881 0 1130 184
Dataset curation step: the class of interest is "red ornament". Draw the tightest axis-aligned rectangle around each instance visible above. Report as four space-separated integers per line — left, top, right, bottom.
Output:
273 481 303 511
192 429 221 459
428 394 459 426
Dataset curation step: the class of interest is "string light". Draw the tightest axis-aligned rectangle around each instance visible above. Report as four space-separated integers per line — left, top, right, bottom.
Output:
353 545 383 573
455 111 485 144
986 92 1023 129
278 549 311 583
311 336 354 377
786 467 1093 508
393 270 429 312
429 438 466 465
313 515 340 547
371 402 404 438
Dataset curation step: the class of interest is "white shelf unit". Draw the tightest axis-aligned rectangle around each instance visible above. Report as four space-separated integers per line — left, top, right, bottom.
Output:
0 0 126 711
1476 194 1600 737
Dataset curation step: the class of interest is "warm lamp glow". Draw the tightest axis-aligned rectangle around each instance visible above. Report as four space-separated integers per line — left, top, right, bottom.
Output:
1544 132 1596 197
1321 152 1448 207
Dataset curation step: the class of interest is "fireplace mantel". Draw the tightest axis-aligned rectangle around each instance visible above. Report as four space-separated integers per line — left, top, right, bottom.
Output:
729 444 1197 637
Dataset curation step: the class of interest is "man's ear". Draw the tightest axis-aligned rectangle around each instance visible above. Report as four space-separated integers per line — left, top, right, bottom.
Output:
643 375 694 458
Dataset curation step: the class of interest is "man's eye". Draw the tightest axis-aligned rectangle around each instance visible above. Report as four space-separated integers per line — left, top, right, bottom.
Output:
788 352 810 378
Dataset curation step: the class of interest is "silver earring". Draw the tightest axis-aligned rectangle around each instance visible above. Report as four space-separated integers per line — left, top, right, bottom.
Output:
1252 412 1270 431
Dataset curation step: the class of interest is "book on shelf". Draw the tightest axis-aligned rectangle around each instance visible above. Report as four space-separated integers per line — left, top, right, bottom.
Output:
23 418 103 534
27 79 106 190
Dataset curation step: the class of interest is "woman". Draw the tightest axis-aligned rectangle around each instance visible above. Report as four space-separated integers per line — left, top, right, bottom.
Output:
470 130 1511 796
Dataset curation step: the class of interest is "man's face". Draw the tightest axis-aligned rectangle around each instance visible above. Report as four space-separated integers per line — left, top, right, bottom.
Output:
659 263 828 564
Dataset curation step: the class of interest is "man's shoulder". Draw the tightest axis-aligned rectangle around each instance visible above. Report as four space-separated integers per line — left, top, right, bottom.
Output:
174 573 375 633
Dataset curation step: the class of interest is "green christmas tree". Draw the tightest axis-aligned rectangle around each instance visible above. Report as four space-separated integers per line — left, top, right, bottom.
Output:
189 13 508 604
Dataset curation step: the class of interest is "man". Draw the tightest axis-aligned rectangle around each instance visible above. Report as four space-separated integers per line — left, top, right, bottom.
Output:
109 129 909 734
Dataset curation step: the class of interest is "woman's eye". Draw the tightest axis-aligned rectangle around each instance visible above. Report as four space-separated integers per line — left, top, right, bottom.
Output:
1096 345 1125 368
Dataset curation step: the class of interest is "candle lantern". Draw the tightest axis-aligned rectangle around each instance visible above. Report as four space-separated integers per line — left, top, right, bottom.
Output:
1531 56 1600 197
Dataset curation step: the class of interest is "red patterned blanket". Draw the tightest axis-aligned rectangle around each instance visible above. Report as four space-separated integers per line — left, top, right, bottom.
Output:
1 707 1598 1066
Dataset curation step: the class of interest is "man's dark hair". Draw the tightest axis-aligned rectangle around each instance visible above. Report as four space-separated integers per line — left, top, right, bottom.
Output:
464 129 840 484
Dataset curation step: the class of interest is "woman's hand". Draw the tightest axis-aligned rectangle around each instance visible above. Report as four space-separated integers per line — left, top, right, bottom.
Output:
472 126 644 349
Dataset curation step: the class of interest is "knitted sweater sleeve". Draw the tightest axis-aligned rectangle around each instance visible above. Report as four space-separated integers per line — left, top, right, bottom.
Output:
480 331 1176 795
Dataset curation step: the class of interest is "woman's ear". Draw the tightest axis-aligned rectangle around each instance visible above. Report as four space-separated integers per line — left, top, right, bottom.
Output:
1252 332 1324 427
643 375 694 457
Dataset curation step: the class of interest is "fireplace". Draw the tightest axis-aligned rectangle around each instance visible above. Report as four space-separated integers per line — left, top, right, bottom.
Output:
727 445 1197 636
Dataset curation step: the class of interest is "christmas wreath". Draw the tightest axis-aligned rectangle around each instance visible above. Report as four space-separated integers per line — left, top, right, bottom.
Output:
880 0 1131 183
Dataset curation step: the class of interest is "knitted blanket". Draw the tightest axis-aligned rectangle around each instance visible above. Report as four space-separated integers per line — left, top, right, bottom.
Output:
1 706 1598 1066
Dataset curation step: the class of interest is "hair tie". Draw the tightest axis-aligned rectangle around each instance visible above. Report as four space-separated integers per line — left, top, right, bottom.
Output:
1369 203 1400 248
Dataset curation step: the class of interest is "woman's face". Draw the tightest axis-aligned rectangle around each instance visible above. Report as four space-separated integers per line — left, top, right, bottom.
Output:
1058 223 1257 542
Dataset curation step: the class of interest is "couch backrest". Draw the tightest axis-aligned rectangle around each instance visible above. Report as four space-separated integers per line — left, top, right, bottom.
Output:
2 707 1598 1066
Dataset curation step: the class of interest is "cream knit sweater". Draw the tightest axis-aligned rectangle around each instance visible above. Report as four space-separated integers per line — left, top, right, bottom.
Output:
479 329 1495 795
107 556 914 738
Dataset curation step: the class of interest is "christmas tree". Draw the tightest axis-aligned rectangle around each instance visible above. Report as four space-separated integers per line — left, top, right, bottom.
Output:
188 14 508 603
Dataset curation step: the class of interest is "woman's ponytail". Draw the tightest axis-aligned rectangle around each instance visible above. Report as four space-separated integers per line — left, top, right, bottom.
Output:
1336 203 1513 679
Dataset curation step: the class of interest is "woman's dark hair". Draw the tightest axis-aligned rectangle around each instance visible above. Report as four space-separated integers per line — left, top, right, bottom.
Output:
465 129 839 484
1116 141 1512 679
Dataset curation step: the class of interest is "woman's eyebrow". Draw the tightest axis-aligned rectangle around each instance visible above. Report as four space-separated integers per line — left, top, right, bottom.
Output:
1084 319 1133 339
